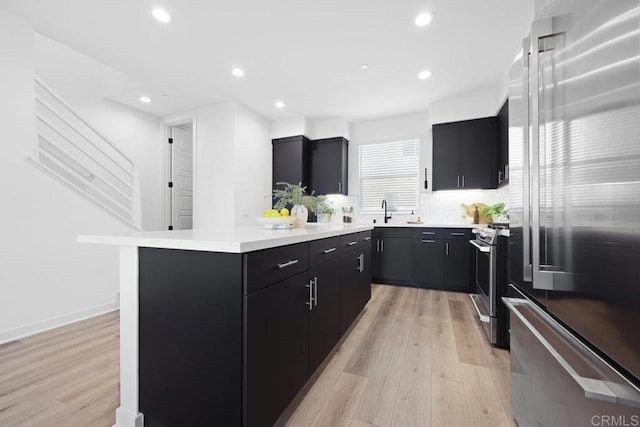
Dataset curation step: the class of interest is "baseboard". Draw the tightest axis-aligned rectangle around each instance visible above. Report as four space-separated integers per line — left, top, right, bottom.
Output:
0 301 119 344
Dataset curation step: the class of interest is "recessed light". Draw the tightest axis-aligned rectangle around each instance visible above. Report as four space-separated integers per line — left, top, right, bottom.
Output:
418 70 432 80
415 12 433 27
139 96 152 103
360 64 369 70
232 68 245 77
152 8 171 23
275 101 285 109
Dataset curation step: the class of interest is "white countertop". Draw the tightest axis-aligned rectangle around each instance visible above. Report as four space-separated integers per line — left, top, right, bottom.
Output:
373 223 479 229
79 223 373 253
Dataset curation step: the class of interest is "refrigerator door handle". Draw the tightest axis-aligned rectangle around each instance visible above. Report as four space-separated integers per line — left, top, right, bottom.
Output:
503 297 640 409
522 36 533 282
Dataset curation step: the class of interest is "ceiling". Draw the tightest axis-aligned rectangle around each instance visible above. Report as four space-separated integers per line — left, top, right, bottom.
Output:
1 0 533 121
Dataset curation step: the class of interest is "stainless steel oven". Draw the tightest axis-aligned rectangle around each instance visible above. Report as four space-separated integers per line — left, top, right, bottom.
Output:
470 226 508 346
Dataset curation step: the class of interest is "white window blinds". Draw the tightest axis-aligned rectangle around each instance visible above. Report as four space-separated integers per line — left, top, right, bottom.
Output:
359 139 420 213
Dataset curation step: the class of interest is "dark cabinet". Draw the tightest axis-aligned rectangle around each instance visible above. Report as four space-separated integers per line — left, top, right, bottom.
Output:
246 272 310 427
496 99 509 186
412 238 445 285
444 239 472 292
432 117 497 190
272 135 311 191
309 256 341 375
372 228 413 284
339 240 372 335
310 137 348 195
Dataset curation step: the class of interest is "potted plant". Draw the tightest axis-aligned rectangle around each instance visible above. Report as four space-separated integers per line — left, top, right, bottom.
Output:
272 182 310 227
309 195 335 223
482 202 509 223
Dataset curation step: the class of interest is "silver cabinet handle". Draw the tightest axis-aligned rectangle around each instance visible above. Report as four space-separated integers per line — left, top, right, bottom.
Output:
450 232 465 236
457 176 460 188
462 175 465 187
381 240 384 252
503 297 640 408
338 182 342 193
376 240 380 252
322 247 336 254
357 254 364 272
498 170 504 184
348 241 357 246
277 259 299 269
421 231 435 235
313 276 318 306
306 280 314 310
446 242 449 255
421 239 435 243
363 236 371 241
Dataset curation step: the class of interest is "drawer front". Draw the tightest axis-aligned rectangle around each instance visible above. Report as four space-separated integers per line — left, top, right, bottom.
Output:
376 227 413 239
412 228 445 240
359 230 373 244
245 242 309 294
445 228 471 240
309 237 341 266
340 233 361 254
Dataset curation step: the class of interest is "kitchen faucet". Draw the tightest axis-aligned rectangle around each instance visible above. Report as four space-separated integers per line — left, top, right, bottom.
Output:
381 200 392 224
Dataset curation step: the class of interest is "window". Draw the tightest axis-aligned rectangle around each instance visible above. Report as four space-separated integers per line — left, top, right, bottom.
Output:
358 139 420 213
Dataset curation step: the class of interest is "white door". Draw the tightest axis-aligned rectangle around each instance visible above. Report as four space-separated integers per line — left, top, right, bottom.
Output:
171 125 193 230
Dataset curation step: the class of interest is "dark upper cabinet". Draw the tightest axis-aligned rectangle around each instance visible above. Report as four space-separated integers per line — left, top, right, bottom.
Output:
272 135 311 190
496 99 509 187
245 272 310 427
310 137 348 195
432 117 497 190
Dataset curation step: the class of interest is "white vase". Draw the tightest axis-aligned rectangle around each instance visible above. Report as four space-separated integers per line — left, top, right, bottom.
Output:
318 213 332 223
291 205 308 228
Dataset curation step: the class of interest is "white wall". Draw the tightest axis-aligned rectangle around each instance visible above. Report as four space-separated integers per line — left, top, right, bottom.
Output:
193 102 236 229
234 104 272 225
0 10 112 342
308 117 350 140
270 116 309 139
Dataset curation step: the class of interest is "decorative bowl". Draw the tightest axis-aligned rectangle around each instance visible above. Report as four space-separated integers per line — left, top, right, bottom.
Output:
256 216 296 229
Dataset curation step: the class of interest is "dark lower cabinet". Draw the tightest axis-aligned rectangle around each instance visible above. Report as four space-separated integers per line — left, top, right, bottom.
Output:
245 272 310 427
309 257 341 375
379 238 413 282
444 240 472 292
412 238 445 285
339 245 372 334
139 248 242 426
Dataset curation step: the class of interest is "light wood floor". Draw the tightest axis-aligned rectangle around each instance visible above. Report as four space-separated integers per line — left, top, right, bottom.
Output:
0 285 513 427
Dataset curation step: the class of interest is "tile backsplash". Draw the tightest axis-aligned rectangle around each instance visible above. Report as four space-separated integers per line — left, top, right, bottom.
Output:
324 186 509 225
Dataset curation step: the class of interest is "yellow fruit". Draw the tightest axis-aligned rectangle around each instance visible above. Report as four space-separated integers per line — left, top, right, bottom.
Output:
263 209 271 217
280 208 289 217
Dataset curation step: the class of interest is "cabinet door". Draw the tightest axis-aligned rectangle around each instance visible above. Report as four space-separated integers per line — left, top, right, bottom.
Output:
372 237 382 279
432 125 461 190
380 238 413 282
246 272 310 427
357 243 372 312
412 238 445 286
340 252 360 334
272 136 311 191
444 240 472 292
310 137 348 195
309 257 341 375
459 118 496 189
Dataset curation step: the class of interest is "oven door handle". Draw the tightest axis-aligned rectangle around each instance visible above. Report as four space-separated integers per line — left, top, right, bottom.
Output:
469 240 491 253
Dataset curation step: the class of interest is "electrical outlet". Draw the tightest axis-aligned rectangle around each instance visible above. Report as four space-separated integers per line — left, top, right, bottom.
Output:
240 209 249 217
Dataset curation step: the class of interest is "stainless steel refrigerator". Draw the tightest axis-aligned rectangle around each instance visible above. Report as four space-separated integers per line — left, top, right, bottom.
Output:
505 0 640 425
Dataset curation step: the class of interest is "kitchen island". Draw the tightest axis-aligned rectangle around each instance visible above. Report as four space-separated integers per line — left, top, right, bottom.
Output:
79 224 373 427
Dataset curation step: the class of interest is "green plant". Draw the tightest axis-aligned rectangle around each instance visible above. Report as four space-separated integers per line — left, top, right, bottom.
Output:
272 182 308 210
482 202 508 218
309 195 335 215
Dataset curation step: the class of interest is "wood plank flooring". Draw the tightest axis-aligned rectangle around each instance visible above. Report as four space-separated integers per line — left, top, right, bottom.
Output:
0 285 513 427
